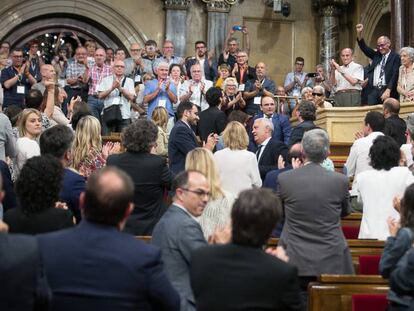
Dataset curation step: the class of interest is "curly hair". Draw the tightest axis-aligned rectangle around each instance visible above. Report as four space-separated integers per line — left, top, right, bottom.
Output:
298 101 316 121
369 135 399 170
121 119 158 153
16 155 63 213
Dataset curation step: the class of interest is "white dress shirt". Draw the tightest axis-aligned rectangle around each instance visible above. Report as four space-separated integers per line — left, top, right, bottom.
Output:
334 61 364 91
373 51 390 87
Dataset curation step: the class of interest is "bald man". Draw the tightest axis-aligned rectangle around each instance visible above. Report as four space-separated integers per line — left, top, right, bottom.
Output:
383 98 406 146
243 62 276 115
330 48 364 107
356 24 401 105
32 64 56 94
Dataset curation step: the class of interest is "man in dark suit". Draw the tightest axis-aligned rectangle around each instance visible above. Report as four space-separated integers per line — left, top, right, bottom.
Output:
278 129 354 304
356 23 400 104
0 160 16 213
107 120 171 235
38 167 180 311
251 117 288 180
197 87 226 143
383 98 407 147
250 95 291 146
152 171 211 311
185 41 217 81
288 101 317 147
190 188 302 311
40 125 86 223
168 101 215 176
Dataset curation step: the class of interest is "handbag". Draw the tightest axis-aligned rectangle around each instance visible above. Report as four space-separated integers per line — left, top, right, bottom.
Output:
103 77 126 125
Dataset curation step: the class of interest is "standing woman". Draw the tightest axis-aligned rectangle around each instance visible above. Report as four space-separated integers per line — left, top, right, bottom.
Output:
169 63 185 110
220 77 245 116
71 115 119 178
14 108 42 178
397 46 414 102
185 148 235 240
151 106 169 157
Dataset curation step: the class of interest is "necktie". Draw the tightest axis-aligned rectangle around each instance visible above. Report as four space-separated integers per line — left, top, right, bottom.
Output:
256 144 263 161
378 55 386 87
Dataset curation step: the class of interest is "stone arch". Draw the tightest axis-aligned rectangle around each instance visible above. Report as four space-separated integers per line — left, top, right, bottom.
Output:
0 0 148 49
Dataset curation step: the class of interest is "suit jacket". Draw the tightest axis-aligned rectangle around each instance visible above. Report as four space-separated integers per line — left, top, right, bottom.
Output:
257 139 289 180
234 65 256 84
0 160 17 212
251 113 291 146
278 163 354 276
185 57 218 82
384 114 407 147
190 243 302 311
0 233 50 311
288 120 317 147
197 107 227 142
38 220 180 311
168 120 198 176
152 204 207 311
357 38 400 99
107 151 171 235
60 168 86 223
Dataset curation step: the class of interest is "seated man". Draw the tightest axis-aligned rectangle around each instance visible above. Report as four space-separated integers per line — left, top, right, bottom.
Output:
190 188 302 311
38 167 180 311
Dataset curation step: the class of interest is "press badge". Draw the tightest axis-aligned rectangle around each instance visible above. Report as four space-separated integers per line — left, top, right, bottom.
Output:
238 84 245 92
158 99 166 108
17 86 25 94
254 97 262 105
134 75 141 83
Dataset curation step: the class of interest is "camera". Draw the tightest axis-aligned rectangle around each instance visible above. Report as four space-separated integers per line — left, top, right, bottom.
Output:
281 2 290 17
232 25 243 32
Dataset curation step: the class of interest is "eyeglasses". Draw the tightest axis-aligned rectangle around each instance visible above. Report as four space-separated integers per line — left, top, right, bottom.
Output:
377 43 388 48
114 65 125 68
130 49 141 52
312 92 323 96
181 188 210 198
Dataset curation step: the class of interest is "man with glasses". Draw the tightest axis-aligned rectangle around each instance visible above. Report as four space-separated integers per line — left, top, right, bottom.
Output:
1 48 37 109
153 170 221 311
124 43 152 79
185 41 217 81
66 46 89 103
284 57 312 111
356 23 400 105
330 48 364 107
153 40 183 73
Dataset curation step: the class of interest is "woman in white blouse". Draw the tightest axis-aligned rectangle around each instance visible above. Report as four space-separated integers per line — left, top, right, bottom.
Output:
14 108 42 178
356 135 414 240
214 121 262 197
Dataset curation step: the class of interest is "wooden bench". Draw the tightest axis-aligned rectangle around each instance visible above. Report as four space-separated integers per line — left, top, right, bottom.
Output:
308 274 389 311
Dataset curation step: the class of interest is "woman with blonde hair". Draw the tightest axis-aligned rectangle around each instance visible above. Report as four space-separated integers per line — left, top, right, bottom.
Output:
71 115 119 178
14 108 42 178
185 148 234 239
151 106 169 157
214 121 262 197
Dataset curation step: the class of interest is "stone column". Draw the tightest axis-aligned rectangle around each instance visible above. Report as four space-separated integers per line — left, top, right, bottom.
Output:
391 0 405 51
164 0 191 58
203 0 236 61
313 0 349 74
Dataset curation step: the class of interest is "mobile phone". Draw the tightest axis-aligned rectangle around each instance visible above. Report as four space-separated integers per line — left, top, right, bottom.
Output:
306 73 318 78
232 25 243 31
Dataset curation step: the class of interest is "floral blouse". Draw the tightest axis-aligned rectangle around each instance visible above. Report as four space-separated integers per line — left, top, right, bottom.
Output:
77 148 106 178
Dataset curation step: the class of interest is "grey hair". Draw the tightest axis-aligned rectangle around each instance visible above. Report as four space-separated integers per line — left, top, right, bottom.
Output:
223 77 239 90
400 46 414 63
154 61 169 73
313 85 325 94
302 129 330 163
301 86 313 96
257 118 274 134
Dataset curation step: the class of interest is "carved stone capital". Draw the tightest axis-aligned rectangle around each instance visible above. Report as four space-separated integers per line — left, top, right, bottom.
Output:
203 0 237 13
164 0 191 10
312 0 349 16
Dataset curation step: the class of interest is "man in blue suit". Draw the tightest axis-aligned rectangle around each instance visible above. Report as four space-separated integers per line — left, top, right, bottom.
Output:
38 167 180 311
249 95 291 150
168 101 216 176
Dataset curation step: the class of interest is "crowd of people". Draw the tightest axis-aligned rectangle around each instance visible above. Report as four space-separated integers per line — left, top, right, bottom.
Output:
1 21 414 311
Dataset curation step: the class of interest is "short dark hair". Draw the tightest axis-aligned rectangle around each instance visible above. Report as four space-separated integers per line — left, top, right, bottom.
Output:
295 57 304 63
172 170 204 194
169 63 184 76
400 183 414 228
228 110 249 124
115 48 126 54
383 99 400 114
25 89 43 109
365 111 385 132
194 41 206 48
232 188 282 248
298 101 316 121
11 48 23 54
71 101 92 130
205 87 222 107
16 155 63 213
83 167 134 226
177 101 195 120
145 40 157 47
40 125 74 159
121 119 158 153
369 135 399 170
4 105 22 127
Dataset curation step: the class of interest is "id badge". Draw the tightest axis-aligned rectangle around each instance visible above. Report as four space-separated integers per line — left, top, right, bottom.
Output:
158 99 166 108
17 85 25 94
254 96 262 105
134 75 141 83
238 84 245 92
